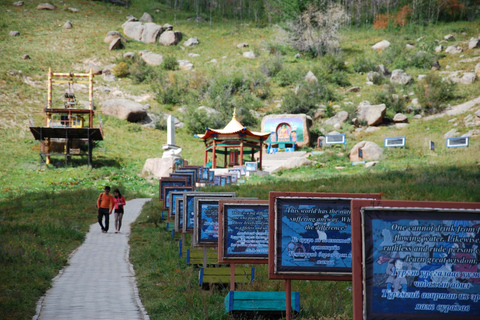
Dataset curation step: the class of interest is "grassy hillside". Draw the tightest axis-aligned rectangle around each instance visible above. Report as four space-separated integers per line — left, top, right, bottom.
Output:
1 0 480 319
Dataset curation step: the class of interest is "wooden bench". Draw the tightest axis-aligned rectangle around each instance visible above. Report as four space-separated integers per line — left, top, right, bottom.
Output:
187 248 218 265
199 266 255 288
224 291 300 318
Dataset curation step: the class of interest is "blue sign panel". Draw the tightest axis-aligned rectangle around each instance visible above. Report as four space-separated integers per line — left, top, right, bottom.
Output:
174 197 184 232
164 187 193 209
199 201 221 243
170 172 194 186
275 198 354 274
363 208 480 319
224 204 269 259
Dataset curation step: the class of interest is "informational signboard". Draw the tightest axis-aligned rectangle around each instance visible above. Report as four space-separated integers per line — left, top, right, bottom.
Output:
384 136 406 147
218 200 269 264
233 166 246 176
447 137 469 148
351 200 480 320
176 168 198 184
170 172 195 187
159 177 188 201
174 196 185 232
213 176 221 186
325 134 346 145
245 162 258 172
169 191 191 219
269 192 381 281
200 167 210 182
163 186 194 211
192 197 247 247
182 192 236 233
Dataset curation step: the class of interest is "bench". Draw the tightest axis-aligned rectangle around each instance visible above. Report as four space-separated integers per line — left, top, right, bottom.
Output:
224 291 300 318
199 266 255 288
186 248 219 265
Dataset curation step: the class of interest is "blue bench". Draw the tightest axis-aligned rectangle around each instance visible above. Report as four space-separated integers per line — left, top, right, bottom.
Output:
225 291 300 317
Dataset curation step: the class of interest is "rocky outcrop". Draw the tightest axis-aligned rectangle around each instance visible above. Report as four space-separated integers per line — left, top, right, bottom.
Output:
372 40 390 50
142 157 177 179
140 12 154 23
323 111 349 127
141 52 163 66
123 21 144 41
101 99 148 122
141 23 163 43
184 37 199 47
159 30 182 46
390 69 413 85
356 101 386 126
104 31 127 43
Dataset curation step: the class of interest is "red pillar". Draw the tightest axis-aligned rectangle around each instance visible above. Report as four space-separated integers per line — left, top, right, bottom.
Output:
224 148 227 168
239 140 244 166
204 147 208 166
212 140 217 169
259 141 263 171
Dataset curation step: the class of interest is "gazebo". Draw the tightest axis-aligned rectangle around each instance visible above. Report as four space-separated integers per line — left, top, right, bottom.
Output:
194 110 270 170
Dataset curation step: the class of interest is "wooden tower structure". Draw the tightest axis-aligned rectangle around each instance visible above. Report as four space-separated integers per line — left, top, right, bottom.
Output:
195 110 270 170
29 69 103 166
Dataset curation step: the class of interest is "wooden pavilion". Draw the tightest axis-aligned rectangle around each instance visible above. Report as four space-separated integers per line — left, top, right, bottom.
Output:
195 110 270 170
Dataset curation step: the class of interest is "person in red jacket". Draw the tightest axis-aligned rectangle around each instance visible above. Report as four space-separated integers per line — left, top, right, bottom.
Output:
113 188 126 233
97 186 114 233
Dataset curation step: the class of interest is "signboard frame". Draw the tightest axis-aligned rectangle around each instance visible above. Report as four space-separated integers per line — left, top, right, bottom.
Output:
218 199 270 264
174 196 186 232
325 134 346 145
159 177 188 201
170 172 195 187
176 168 198 184
245 162 258 172
351 199 480 320
384 136 406 147
447 137 469 148
163 186 194 210
182 192 236 234
269 192 381 281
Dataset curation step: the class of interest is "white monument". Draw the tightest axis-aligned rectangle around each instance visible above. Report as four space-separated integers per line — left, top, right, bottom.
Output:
162 115 182 158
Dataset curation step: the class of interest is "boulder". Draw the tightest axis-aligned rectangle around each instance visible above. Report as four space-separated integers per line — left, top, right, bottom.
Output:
123 52 135 59
141 23 163 43
109 38 124 50
140 12 154 23
323 111 349 127
13 1 24 6
104 31 127 43
444 34 455 41
9 31 20 37
435 45 443 53
356 101 386 126
141 52 163 66
475 63 480 78
243 51 256 59
372 40 390 50
305 71 318 83
390 69 413 85
101 99 148 122
469 38 480 50
37 3 56 10
86 64 102 75
261 113 312 148
349 141 383 162
178 60 194 71
123 21 144 41
347 86 360 92
272 157 314 173
454 73 477 85
367 71 381 82
445 45 462 54
393 113 408 123
237 43 249 48
184 37 199 47
159 30 182 46
142 157 178 179
63 21 72 29
313 106 326 119
163 23 173 31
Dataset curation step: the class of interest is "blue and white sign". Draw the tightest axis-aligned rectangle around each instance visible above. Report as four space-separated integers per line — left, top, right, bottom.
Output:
385 136 406 147
447 137 469 148
325 134 346 145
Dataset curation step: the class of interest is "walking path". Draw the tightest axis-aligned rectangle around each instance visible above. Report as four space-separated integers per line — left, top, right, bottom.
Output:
33 198 151 320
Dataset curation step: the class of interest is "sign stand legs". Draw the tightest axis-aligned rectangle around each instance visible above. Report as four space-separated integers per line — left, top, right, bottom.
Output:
230 262 236 291
285 279 292 320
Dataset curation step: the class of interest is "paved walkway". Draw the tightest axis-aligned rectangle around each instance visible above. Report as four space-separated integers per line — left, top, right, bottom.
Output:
33 198 151 320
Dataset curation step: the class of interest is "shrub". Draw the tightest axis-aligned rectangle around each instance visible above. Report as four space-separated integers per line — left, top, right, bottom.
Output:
281 80 336 115
265 42 289 55
184 108 225 134
410 50 438 69
414 74 456 115
276 66 303 87
375 84 408 114
260 55 284 77
128 59 157 84
353 57 378 73
162 55 179 71
112 62 129 77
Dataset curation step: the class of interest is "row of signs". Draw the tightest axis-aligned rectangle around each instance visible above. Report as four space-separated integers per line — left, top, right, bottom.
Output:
158 182 480 319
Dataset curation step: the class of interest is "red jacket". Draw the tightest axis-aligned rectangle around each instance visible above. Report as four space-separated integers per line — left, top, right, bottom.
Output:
113 195 126 210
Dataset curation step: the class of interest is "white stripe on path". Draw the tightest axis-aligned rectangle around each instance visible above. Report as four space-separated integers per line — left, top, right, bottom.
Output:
33 198 151 320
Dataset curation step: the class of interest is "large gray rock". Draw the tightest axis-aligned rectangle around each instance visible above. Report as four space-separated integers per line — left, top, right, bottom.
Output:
261 113 312 148
86 64 102 75
141 52 163 66
142 157 177 179
393 113 408 123
178 60 194 70
141 23 163 43
476 63 480 77
159 30 182 46
104 31 127 43
372 40 390 50
101 99 148 122
444 34 455 41
140 12 154 23
9 31 20 37
390 69 413 85
184 37 199 47
305 71 318 83
109 38 124 50
349 141 383 162
445 45 462 54
356 101 386 126
37 3 56 10
243 51 256 59
453 72 477 85
123 21 144 41
469 38 480 50
323 111 349 127
272 157 314 173
63 21 72 29
435 45 443 53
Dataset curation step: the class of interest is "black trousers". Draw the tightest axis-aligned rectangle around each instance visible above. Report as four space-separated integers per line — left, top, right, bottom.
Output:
97 208 110 231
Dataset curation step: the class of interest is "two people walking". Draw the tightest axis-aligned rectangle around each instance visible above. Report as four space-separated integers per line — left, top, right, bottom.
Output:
97 186 126 233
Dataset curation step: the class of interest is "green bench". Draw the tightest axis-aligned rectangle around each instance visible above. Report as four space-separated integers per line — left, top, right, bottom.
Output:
199 266 255 288
187 248 219 265
225 291 300 317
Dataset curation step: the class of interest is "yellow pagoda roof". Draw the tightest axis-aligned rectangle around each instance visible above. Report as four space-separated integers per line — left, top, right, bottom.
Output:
195 109 270 140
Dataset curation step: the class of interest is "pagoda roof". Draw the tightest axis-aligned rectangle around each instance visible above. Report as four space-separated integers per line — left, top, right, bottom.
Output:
194 110 270 141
